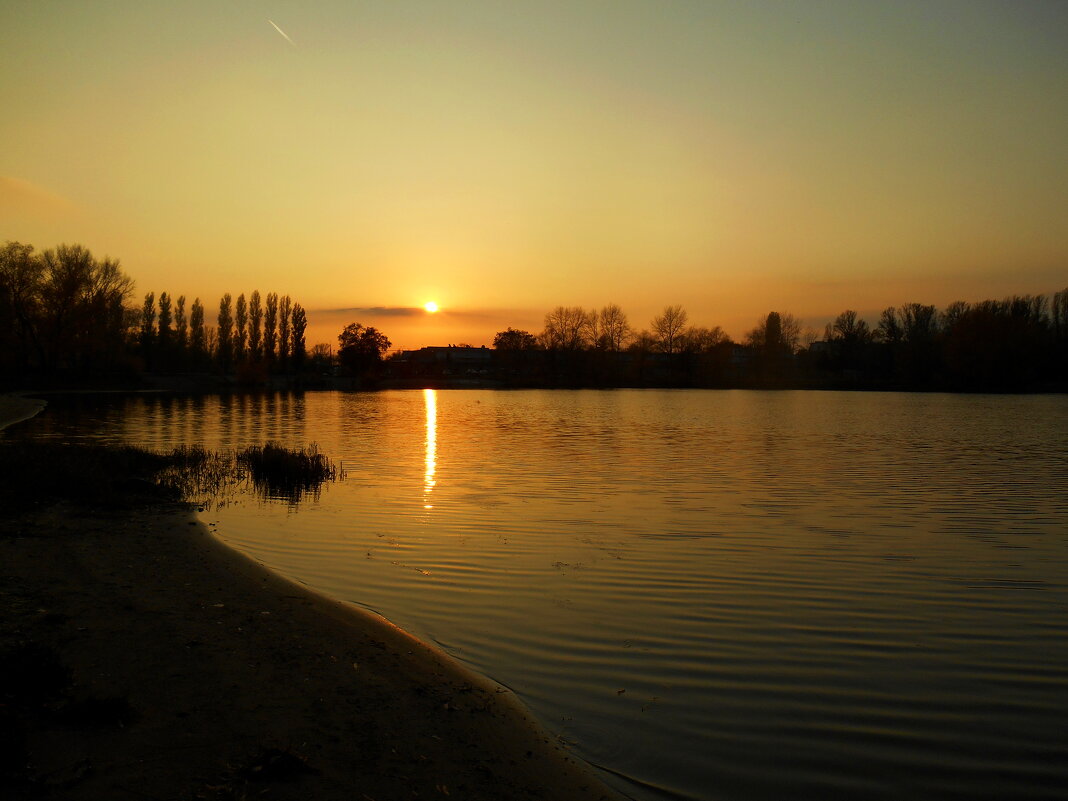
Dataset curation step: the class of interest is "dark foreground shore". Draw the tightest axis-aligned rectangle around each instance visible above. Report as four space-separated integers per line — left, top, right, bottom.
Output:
0 402 622 801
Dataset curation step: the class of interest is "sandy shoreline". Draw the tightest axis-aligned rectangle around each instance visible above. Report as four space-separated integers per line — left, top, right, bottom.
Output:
1 400 623 800
0 394 47 432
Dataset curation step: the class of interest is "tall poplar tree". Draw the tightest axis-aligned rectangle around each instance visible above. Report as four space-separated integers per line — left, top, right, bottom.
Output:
139 292 156 364
291 303 307 371
264 292 278 366
248 290 262 361
278 294 292 368
189 298 206 365
235 293 247 363
157 292 172 358
217 293 234 372
175 295 187 355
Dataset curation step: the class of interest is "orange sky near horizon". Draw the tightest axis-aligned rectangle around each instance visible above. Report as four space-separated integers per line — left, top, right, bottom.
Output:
3 1 1067 351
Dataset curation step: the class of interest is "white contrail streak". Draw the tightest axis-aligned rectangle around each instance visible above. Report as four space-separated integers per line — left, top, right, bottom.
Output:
268 19 296 46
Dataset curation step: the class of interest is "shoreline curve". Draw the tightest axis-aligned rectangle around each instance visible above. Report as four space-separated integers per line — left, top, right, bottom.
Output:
1 486 624 799
0 393 47 432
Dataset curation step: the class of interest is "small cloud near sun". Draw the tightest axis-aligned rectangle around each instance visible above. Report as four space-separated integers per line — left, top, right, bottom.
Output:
322 306 425 317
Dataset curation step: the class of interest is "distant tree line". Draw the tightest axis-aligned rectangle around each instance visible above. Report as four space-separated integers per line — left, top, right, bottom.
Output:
1 241 307 384
6 240 1065 392
396 294 1067 391
814 297 1068 390
471 304 799 388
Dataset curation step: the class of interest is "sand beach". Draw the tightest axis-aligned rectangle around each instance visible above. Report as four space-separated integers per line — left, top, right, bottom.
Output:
0 398 621 800
0 395 47 432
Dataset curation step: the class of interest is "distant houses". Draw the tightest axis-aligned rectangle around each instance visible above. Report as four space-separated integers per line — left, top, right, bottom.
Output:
390 345 493 379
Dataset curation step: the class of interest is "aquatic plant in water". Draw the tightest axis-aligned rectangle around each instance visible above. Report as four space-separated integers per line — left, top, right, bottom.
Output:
0 439 343 515
235 442 343 505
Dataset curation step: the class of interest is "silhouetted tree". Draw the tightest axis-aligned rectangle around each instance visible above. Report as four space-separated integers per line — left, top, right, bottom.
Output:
37 245 90 369
680 325 727 352
898 302 940 384
0 242 43 369
827 310 871 344
217 293 234 372
1053 289 1068 342
746 311 801 355
765 311 783 351
630 330 658 351
1053 288 1068 377
941 301 969 331
52 246 132 371
942 295 1051 389
620 329 662 386
234 293 248 364
541 306 592 350
0 249 15 369
900 303 939 344
248 290 262 361
657 322 732 387
1 241 135 373
278 294 292 369
338 322 391 377
189 298 206 365
652 305 688 353
291 303 307 371
868 306 902 381
175 295 188 357
742 311 802 385
875 307 903 345
820 309 873 375
745 314 770 349
204 325 218 363
264 292 278 366
492 327 542 384
595 304 632 351
782 314 803 352
493 328 540 350
157 292 172 364
309 343 333 373
139 292 156 366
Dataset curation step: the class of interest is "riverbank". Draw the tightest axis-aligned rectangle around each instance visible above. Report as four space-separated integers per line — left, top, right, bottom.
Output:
0 394 47 432
0 404 621 800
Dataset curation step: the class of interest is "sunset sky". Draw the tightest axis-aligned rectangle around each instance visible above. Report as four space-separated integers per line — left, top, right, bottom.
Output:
3 1 1066 350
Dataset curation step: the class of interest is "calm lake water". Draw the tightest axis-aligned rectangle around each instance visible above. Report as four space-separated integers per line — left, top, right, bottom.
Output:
20 390 1068 801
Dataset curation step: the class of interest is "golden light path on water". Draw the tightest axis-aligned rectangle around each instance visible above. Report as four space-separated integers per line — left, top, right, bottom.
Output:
423 388 437 509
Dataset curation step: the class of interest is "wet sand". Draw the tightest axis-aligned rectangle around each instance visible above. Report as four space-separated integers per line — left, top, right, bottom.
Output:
0 399 622 800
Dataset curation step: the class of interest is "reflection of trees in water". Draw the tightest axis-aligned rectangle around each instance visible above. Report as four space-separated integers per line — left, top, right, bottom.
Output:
200 392 309 451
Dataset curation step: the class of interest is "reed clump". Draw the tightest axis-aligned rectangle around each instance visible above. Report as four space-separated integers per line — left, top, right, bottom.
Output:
236 442 342 505
0 439 342 517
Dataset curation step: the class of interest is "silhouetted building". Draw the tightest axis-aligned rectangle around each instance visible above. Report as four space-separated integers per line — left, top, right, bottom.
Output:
394 345 492 377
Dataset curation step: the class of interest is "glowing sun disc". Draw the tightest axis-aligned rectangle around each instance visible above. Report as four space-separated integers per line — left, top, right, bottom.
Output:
424 301 439 313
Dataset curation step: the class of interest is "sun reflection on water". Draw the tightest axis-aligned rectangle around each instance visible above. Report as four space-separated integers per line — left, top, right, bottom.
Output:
423 388 437 508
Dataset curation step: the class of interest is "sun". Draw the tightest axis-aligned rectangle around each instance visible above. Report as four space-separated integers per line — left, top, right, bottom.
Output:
424 301 439 313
